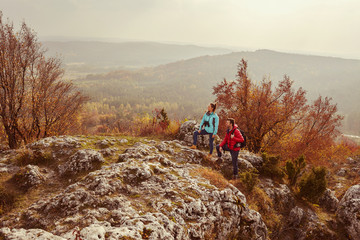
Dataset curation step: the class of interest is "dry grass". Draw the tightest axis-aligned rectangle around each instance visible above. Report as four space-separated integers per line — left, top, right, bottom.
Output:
236 185 282 237
191 167 229 190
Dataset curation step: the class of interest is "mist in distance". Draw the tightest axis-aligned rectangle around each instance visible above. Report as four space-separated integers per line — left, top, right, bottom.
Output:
2 0 360 60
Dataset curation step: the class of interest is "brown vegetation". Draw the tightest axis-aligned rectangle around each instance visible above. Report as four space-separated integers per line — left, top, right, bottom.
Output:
0 12 88 148
213 59 344 164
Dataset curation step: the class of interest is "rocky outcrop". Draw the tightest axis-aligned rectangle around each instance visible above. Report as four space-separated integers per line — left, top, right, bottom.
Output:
0 138 267 240
28 136 82 151
279 206 336 240
1 129 359 240
178 120 220 148
319 188 339 213
337 183 360 240
58 149 105 176
0 227 66 240
259 179 295 214
10 164 45 190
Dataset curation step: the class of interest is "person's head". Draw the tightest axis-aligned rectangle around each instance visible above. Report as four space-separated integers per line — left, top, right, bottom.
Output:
226 118 235 129
208 103 217 112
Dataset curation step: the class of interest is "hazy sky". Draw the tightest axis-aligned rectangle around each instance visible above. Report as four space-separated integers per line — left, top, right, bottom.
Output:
2 0 360 59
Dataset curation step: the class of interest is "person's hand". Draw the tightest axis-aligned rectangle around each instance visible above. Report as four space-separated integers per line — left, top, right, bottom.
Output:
198 130 201 133
219 146 223 152
231 134 234 139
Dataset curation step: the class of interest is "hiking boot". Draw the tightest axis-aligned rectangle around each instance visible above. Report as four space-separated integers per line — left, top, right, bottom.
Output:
206 153 212 159
190 145 197 149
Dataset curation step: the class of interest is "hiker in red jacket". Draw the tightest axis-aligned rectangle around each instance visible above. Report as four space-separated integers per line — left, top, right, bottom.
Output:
216 118 244 179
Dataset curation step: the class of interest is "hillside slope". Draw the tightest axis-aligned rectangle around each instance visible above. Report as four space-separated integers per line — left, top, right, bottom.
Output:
75 49 360 124
43 41 232 68
1 131 359 239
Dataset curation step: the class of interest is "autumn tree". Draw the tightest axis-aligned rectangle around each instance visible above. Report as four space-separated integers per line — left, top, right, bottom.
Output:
213 59 343 162
0 12 88 148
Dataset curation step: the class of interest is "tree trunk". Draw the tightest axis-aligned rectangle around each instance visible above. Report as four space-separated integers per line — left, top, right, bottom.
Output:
6 128 18 149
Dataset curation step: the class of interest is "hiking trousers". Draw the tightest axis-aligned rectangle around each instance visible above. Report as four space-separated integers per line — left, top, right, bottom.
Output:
216 144 240 176
193 129 214 154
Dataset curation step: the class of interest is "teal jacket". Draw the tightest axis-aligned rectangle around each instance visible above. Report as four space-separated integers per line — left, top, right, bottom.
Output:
199 112 219 135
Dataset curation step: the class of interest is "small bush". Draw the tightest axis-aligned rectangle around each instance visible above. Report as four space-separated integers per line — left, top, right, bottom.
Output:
15 148 53 166
284 155 306 186
239 169 259 192
0 186 18 214
165 120 180 137
141 227 153 239
299 166 327 203
260 153 285 181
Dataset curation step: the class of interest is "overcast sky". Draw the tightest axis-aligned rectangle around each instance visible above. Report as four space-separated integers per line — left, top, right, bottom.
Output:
2 0 360 59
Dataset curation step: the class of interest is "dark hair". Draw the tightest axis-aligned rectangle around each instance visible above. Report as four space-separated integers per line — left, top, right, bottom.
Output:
227 118 235 127
210 103 217 112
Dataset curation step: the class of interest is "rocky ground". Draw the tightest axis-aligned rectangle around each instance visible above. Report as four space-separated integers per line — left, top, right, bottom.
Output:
0 121 359 240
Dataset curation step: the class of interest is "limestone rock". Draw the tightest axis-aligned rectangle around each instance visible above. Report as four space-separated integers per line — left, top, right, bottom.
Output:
319 189 339 212
28 136 81 150
336 168 347 177
240 152 264 170
99 147 118 157
337 183 360 240
11 165 45 190
260 179 295 214
2 141 268 240
58 149 105 176
178 120 219 148
0 227 66 240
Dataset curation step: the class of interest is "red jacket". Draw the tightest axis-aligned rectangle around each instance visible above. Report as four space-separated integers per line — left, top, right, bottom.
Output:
219 125 244 151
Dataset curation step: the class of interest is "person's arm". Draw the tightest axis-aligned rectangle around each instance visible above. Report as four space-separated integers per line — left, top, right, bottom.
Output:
233 129 244 143
199 114 205 130
219 133 228 147
213 115 219 136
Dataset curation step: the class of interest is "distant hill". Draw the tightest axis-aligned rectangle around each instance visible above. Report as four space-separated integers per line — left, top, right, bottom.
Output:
74 49 360 134
42 41 232 68
76 49 360 111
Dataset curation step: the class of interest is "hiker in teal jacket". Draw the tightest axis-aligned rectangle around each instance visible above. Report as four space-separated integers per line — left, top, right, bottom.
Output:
190 103 219 158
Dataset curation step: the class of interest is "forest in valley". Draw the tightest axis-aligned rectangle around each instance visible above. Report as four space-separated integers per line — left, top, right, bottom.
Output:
72 48 360 138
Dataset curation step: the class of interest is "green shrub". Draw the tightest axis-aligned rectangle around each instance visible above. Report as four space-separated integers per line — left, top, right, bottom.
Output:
260 153 285 181
239 169 259 192
299 166 327 203
284 155 306 186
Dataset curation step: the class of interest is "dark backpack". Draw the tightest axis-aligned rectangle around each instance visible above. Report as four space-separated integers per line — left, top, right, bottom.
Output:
239 129 247 148
233 129 247 148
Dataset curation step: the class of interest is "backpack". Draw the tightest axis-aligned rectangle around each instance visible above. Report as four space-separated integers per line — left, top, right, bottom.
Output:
239 129 247 148
213 116 216 132
204 114 217 132
233 129 247 148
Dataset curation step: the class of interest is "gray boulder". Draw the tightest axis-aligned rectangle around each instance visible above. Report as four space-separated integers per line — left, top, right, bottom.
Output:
178 120 219 148
240 152 264 170
12 165 45 190
28 136 81 150
337 183 360 240
260 179 295 214
58 149 105 176
319 188 339 212
0 227 66 240
280 207 336 240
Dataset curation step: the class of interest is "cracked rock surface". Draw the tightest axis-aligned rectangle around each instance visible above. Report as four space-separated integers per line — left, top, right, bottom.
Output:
0 136 267 240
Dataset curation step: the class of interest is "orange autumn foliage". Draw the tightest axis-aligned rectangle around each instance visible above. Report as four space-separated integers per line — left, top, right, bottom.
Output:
213 59 344 164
